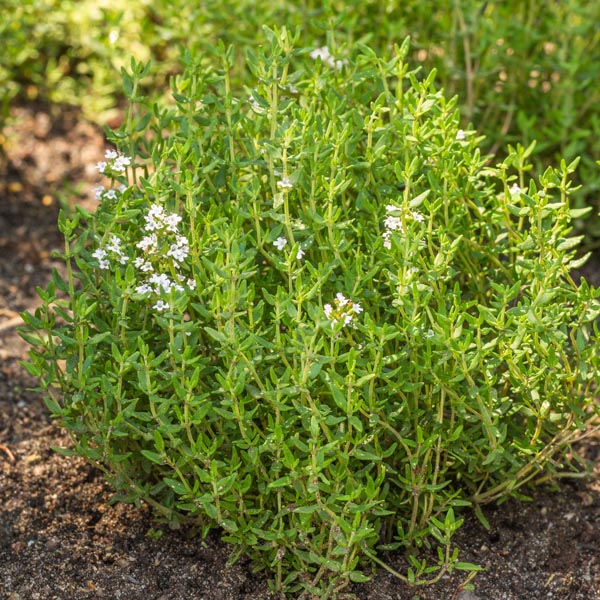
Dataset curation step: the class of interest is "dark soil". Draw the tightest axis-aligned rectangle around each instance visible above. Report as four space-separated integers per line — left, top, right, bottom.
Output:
0 105 598 600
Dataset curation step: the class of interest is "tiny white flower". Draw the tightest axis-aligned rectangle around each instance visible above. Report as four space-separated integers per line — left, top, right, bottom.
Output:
96 161 108 173
187 278 196 290
164 213 183 233
167 242 189 262
352 302 363 314
293 219 306 230
310 46 331 62
273 237 288 251
92 248 109 269
250 99 263 113
93 186 105 200
411 210 425 222
324 294 363 328
456 129 466 140
105 149 118 160
137 234 158 253
150 273 174 293
134 257 153 272
509 183 523 198
425 329 435 339
335 293 349 307
384 215 403 232
112 154 131 173
153 299 169 312
104 189 118 201
106 234 122 253
296 247 305 260
277 177 293 190
135 283 153 296
310 46 345 70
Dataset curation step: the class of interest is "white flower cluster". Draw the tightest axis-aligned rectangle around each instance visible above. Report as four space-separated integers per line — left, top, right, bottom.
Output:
133 203 194 310
324 293 363 328
93 203 194 313
310 46 345 70
96 149 131 175
92 234 128 269
382 204 425 249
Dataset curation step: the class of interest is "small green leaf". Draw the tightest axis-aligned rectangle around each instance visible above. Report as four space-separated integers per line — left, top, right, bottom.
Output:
141 450 164 465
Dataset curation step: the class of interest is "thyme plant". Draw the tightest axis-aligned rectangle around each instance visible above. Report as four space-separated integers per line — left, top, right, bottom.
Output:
22 31 600 598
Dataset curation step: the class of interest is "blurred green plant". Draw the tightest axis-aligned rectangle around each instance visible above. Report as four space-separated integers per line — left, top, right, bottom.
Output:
2 0 600 233
22 32 600 598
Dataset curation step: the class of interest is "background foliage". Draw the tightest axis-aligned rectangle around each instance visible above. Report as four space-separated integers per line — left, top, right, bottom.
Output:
2 0 600 234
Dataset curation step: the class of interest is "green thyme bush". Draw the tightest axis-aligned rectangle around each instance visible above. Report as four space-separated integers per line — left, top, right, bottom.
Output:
22 31 600 598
